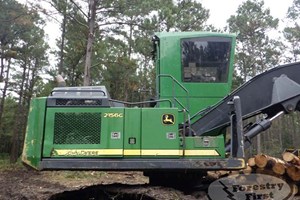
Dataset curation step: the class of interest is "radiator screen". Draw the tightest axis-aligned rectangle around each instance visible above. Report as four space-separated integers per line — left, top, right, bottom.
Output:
53 112 101 144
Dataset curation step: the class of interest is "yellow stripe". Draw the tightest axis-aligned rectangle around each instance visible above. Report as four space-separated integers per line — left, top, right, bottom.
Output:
54 149 220 156
123 149 140 156
184 150 220 156
141 149 219 156
141 149 182 156
54 149 122 156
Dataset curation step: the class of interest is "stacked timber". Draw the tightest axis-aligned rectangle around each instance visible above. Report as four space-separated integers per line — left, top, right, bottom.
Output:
206 152 300 196
207 151 300 189
254 154 287 175
244 152 300 183
283 152 300 182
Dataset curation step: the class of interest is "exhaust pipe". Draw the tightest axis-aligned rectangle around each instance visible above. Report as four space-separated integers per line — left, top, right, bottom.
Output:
56 75 66 87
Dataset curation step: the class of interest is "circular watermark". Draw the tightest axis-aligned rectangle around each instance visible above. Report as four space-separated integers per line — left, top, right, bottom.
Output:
208 174 295 200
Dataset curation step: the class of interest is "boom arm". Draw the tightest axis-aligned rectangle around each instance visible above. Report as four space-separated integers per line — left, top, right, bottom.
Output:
191 62 300 136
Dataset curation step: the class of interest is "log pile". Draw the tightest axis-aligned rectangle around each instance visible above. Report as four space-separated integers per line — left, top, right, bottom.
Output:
205 151 300 197
243 151 300 182
208 151 300 189
207 150 300 190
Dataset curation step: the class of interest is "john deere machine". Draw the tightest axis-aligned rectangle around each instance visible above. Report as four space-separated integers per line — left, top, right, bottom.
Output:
22 32 300 185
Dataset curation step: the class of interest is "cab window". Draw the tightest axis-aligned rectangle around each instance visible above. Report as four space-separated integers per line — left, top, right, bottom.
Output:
181 37 231 83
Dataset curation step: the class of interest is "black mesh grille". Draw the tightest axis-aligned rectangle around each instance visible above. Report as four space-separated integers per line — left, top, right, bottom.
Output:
55 99 102 106
54 112 101 144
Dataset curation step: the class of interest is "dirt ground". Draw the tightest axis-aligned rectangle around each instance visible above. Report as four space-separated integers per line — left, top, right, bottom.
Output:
0 168 203 200
0 168 300 200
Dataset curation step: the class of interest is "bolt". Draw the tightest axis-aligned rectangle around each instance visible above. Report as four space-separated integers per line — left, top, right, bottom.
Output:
287 104 294 112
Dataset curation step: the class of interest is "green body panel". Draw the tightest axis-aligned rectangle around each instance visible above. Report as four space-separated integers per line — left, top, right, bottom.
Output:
22 97 46 169
155 32 236 123
123 108 141 157
141 108 179 157
23 101 225 169
184 135 225 158
43 107 124 157
159 97 223 124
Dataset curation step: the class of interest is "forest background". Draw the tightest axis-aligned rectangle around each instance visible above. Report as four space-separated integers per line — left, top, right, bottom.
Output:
1 0 300 163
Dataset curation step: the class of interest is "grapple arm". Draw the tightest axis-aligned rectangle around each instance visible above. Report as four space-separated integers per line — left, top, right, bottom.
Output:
191 62 300 136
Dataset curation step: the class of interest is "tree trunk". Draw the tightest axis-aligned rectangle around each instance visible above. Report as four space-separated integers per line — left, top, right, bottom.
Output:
83 0 98 86
10 61 27 163
0 57 11 130
256 116 261 154
0 45 4 80
278 114 283 152
59 9 67 75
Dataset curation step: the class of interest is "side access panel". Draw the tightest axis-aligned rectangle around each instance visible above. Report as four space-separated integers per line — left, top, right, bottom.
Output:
141 108 180 157
123 108 141 157
43 108 124 158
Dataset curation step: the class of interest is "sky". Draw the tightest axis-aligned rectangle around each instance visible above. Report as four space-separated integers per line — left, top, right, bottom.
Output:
1 0 295 88
42 0 294 48
15 0 296 58
201 0 294 29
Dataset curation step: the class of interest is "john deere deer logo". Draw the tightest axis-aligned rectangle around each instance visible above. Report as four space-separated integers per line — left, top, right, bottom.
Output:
162 114 175 125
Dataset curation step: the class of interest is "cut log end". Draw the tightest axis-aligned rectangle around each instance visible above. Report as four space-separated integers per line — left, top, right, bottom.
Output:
287 165 300 182
242 165 252 175
255 154 268 168
247 157 256 167
283 152 300 166
272 163 286 175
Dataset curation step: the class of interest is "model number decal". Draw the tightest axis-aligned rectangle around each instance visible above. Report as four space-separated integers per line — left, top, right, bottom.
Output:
104 113 123 118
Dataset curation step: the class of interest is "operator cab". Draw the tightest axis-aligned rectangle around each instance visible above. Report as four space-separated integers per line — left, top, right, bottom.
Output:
153 32 236 124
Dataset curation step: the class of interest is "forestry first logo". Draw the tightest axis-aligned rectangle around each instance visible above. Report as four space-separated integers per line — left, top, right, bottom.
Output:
208 174 295 200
